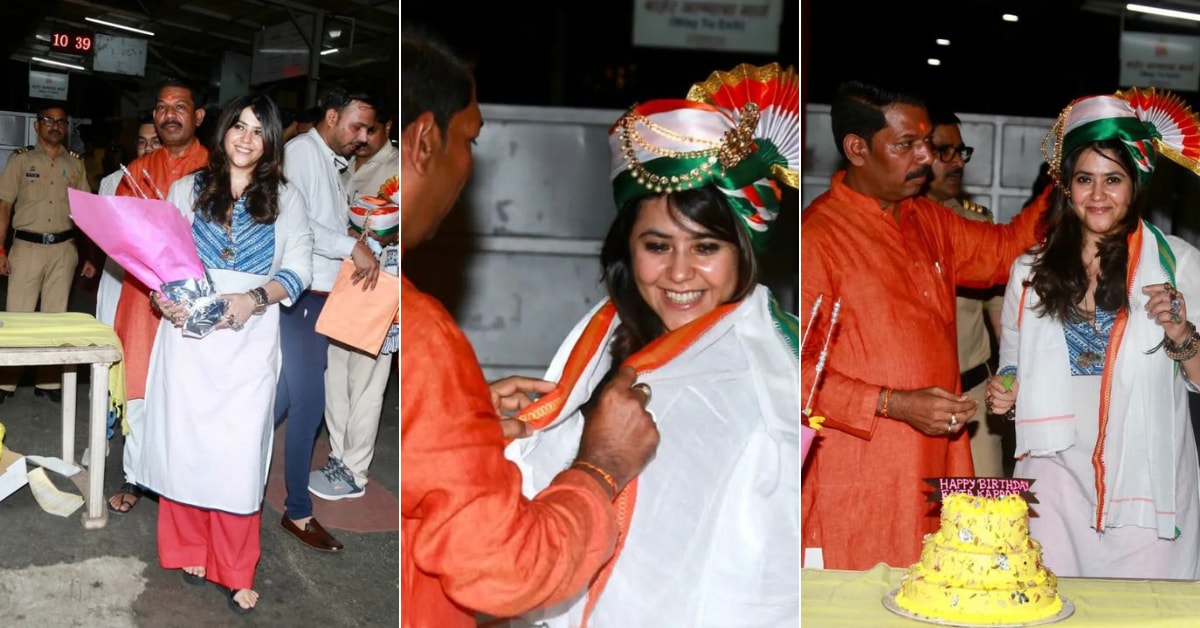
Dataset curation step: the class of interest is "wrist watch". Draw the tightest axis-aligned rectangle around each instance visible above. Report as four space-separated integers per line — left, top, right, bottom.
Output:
248 286 269 315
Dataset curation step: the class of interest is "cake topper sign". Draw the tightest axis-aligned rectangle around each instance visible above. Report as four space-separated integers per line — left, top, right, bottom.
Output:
924 477 1038 503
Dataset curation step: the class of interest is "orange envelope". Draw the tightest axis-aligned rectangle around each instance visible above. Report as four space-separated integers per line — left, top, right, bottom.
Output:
315 259 399 355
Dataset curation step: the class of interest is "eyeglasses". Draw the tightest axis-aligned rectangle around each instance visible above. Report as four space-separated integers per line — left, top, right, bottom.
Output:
37 117 68 127
933 143 974 163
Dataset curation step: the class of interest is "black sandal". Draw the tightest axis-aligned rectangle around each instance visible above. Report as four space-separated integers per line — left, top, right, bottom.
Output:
214 584 256 615
182 569 206 586
107 483 144 515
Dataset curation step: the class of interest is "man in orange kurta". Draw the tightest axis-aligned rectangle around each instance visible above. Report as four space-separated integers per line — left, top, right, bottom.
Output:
108 78 209 513
400 31 660 627
800 81 1049 571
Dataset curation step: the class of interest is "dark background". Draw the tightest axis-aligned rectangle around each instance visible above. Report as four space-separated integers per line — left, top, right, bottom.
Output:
803 0 1200 117
402 1 799 110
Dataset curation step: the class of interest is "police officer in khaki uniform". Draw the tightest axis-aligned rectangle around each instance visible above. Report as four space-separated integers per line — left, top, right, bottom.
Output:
922 106 1012 478
0 105 94 403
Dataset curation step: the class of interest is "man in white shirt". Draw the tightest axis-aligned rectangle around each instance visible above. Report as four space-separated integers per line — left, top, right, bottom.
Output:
276 84 380 552
310 110 398 501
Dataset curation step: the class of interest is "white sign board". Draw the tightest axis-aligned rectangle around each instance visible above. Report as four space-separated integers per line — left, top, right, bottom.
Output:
1119 31 1200 92
93 34 148 77
251 16 313 85
28 70 69 101
633 0 782 54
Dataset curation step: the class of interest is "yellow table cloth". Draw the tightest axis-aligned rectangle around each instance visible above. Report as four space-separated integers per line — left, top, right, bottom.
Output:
0 312 126 431
803 564 1200 626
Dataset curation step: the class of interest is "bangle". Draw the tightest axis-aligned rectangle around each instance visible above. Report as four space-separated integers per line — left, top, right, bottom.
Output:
571 460 618 497
879 387 892 418
1164 322 1200 362
248 286 269 315
0 247 6 255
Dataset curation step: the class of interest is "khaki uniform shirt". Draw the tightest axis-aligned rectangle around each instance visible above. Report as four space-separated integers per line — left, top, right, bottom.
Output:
943 197 1004 372
0 143 90 233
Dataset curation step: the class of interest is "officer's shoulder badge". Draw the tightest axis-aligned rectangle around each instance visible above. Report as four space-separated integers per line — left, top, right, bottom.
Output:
962 198 992 218
67 149 82 160
13 145 31 155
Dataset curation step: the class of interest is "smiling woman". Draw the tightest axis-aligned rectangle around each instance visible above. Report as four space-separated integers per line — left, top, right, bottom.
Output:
991 88 1200 580
504 62 802 626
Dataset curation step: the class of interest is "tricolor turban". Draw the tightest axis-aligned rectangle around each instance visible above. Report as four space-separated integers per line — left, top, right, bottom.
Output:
609 63 800 253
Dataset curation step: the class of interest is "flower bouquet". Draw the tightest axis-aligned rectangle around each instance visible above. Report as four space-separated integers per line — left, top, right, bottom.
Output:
68 188 227 338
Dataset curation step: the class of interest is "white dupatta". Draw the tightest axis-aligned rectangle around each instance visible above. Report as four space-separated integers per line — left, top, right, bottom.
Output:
1000 221 1198 538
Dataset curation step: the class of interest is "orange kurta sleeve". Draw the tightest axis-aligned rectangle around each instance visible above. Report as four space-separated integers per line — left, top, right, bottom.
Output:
401 276 618 627
939 185 1051 290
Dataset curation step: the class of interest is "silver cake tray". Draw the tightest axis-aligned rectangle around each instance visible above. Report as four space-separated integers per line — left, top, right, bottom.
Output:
883 588 1075 627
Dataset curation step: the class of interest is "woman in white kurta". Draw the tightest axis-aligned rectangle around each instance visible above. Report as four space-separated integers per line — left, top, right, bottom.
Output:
138 94 312 613
988 92 1200 579
504 66 801 627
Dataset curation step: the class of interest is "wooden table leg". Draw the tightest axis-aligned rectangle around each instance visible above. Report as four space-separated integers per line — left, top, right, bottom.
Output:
82 362 111 530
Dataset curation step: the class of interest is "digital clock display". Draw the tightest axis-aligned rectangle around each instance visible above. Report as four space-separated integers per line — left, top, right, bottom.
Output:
49 30 94 55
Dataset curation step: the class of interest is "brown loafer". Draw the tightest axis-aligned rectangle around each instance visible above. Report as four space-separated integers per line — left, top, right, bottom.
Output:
280 515 344 552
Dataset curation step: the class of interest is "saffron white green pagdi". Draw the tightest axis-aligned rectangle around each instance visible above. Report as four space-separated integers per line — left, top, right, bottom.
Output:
1042 87 1200 188
347 173 399 238
609 62 800 253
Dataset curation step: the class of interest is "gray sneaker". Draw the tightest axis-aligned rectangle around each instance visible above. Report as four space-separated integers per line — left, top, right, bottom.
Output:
308 457 364 501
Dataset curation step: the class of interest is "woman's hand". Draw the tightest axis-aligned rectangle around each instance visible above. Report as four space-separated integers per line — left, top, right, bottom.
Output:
1143 282 1190 344
215 292 256 332
985 374 1018 416
151 291 189 328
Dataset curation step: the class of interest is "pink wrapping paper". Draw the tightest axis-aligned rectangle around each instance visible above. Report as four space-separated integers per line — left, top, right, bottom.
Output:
68 188 204 288
802 424 817 464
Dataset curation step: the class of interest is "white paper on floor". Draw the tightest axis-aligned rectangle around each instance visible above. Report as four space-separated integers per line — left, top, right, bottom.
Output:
0 446 85 516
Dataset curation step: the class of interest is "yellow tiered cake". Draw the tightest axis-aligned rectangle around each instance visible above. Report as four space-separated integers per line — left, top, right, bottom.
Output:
894 493 1063 625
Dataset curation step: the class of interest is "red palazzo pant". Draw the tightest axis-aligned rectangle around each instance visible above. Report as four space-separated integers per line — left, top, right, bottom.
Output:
158 497 261 590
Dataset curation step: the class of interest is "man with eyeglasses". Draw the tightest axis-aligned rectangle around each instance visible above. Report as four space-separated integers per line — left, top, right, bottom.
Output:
800 81 1052 571
0 104 93 404
922 105 1009 479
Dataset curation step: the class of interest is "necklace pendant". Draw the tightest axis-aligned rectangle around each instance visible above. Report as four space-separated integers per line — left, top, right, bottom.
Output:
1076 351 1100 369
220 247 235 262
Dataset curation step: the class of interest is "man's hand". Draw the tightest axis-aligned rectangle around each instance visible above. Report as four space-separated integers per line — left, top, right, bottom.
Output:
490 375 557 440
574 366 660 494
886 386 976 437
490 375 556 416
80 259 97 279
0 252 9 276
349 240 380 291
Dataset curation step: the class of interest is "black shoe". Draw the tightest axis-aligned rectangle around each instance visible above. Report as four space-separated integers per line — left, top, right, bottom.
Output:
0 390 12 404
34 388 62 403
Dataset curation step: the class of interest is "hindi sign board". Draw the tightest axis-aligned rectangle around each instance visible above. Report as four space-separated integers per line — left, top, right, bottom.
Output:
28 70 68 101
1119 31 1200 92
633 0 782 54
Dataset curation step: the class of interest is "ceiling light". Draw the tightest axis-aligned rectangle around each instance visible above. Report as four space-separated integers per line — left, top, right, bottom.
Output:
936 38 951 46
320 48 339 56
1002 14 1019 22
1127 3 1200 22
85 17 155 37
32 56 86 71
927 58 942 66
